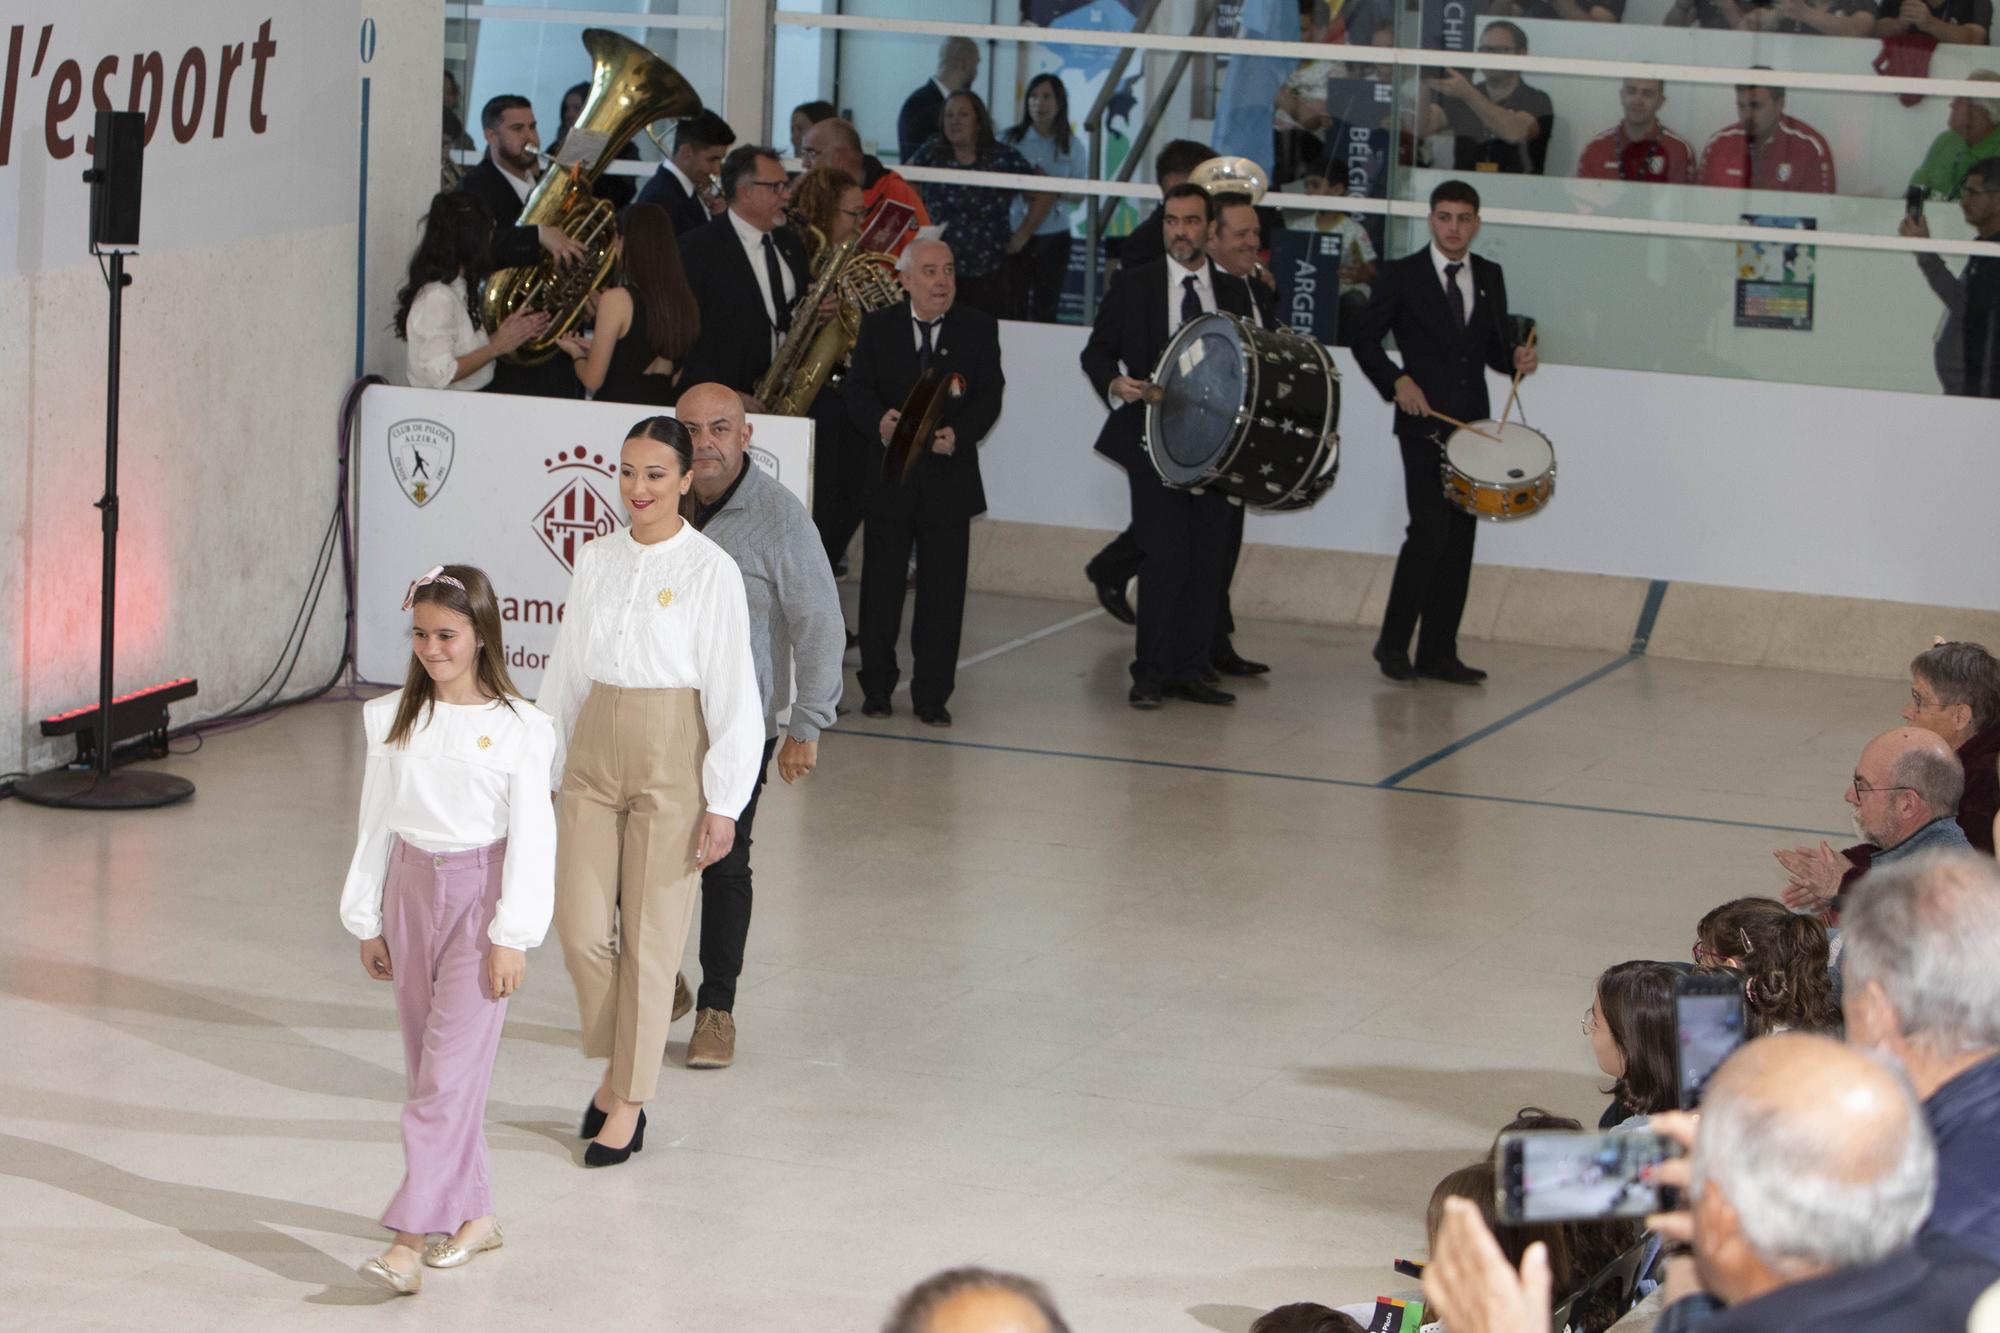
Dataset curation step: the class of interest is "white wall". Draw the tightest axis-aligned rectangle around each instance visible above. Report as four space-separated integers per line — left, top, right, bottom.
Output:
984 320 2000 613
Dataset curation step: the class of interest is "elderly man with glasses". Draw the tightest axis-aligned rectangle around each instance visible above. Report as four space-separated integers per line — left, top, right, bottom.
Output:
1780 727 1970 917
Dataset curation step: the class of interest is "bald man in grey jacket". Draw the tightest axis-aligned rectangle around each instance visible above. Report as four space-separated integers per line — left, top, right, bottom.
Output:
675 381 846 1069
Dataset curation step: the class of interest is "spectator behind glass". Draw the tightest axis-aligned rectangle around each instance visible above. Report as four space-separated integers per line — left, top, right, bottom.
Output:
1001 74 1087 323
786 166 865 255
1904 159 2000 399
554 78 638 210
555 203 699 405
1576 79 1697 183
907 91 1035 317
882 1266 1071 1333
1698 83 1836 194
1694 899 1840 1034
897 37 981 164
1738 0 1876 34
395 192 548 392
1843 853 2000 1265
1876 0 1992 44
1286 161 1378 330
1418 22 1555 176
1273 0 1341 184
1489 0 1623 25
1911 73 2000 202
1587 961 1680 1127
1250 1303 1365 1333
790 99 837 161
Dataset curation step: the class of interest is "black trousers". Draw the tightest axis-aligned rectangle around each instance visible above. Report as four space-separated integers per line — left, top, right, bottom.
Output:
696 734 777 1013
810 399 867 571
1378 423 1477 665
1091 503 1244 653
1127 471 1231 686
858 508 971 709
1005 234 1072 323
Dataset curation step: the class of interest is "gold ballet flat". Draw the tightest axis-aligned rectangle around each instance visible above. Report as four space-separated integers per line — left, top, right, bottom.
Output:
423 1220 504 1269
358 1256 422 1295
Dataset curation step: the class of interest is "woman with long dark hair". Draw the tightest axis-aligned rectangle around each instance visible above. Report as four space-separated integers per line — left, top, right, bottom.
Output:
555 204 700 406
1695 897 1841 1034
907 90 1037 315
340 564 557 1293
1585 960 1682 1127
1001 74 1085 322
396 192 548 391
538 417 763 1168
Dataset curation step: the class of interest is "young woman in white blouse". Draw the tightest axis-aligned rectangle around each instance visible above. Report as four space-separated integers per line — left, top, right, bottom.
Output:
538 416 763 1167
394 191 550 392
339 563 557 1294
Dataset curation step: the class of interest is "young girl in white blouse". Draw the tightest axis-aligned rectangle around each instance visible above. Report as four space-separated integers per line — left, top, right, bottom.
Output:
538 415 763 1167
394 191 549 391
340 563 557 1295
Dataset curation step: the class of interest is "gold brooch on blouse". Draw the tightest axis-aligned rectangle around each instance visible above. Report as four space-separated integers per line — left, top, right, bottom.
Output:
477 736 493 750
657 587 675 608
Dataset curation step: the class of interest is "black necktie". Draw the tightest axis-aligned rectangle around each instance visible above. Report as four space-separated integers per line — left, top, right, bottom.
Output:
916 318 937 373
1181 273 1202 326
762 234 791 333
1444 262 1466 330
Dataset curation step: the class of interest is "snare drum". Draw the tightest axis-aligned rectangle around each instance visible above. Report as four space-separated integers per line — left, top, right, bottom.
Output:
1441 420 1557 521
1144 311 1341 512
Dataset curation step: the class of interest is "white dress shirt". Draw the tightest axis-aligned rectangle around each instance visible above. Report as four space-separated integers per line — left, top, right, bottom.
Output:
404 278 491 391
1429 243 1475 323
1164 257 1218 332
536 524 765 817
496 157 534 206
727 207 796 355
338 691 558 950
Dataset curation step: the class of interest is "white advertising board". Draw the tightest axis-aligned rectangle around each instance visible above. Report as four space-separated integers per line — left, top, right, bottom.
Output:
355 384 815 694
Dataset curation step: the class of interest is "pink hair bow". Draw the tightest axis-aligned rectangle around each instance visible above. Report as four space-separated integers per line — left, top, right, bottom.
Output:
402 565 466 611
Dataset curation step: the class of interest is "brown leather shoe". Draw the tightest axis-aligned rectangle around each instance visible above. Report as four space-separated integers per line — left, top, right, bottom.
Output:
672 972 693 1023
686 1009 735 1069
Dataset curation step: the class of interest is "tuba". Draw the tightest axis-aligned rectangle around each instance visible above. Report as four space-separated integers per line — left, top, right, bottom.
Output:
1187 155 1270 205
753 225 903 417
480 29 701 364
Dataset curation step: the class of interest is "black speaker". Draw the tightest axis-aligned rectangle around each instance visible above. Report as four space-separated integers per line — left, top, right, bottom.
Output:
85 110 144 249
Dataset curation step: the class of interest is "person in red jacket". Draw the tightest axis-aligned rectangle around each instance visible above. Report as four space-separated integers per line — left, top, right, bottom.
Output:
1700 83 1837 192
1577 78 1697 183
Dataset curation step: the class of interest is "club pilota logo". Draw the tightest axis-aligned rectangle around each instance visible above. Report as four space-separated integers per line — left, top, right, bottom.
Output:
388 419 455 507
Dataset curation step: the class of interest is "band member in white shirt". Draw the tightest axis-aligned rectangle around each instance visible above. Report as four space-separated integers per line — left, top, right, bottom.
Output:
537 416 764 1168
340 564 558 1294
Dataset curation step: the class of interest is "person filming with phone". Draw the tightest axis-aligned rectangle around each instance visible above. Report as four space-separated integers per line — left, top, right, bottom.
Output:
1902 155 2000 397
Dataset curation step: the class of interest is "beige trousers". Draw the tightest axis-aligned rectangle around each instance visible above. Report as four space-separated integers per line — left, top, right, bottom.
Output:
555 683 708 1103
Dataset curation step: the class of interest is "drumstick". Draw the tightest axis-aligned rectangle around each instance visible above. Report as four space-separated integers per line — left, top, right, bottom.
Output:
1424 409 1503 443
1500 326 1538 428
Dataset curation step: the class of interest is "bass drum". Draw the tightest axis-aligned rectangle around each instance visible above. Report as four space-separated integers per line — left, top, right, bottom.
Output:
1144 311 1340 512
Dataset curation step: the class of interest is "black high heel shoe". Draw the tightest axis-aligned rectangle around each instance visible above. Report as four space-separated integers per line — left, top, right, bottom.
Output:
579 1100 607 1140
583 1109 646 1168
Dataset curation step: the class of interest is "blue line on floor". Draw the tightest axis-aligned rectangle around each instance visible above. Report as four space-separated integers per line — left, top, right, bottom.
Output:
836 728 1846 839
1374 654 1642 789
1631 579 1671 655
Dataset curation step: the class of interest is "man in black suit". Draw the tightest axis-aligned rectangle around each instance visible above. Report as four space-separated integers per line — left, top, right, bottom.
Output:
844 239 1005 728
633 110 734 236
896 37 980 163
1350 179 1537 686
674 145 812 403
1081 184 1253 710
456 94 586 397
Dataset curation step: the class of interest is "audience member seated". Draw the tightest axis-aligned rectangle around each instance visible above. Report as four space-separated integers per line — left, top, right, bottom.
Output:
1875 0 1992 44
1741 0 1877 35
906 92 1036 316
1000 74 1087 323
1663 0 1755 27
1643 1035 1998 1331
1693 898 1840 1033
1699 83 1836 193
882 1266 1071 1333
801 117 932 238
1488 1108 1650 1333
1272 1 1345 183
1285 161 1379 331
1489 0 1624 23
898 36 981 164
1117 138 1213 269
634 110 735 236
1904 157 2000 398
789 98 836 161
1418 22 1555 176
1250 1303 1365 1333
1911 72 2000 201
1587 960 1681 1127
1576 79 1697 183
553 79 637 209
396 192 548 392
1429 1161 1578 1317
554 203 699 406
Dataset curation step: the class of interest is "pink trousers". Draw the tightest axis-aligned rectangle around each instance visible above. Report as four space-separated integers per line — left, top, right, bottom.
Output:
380 836 509 1235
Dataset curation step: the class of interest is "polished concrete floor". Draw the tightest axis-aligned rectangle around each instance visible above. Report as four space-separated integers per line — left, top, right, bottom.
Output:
0 591 1886 1332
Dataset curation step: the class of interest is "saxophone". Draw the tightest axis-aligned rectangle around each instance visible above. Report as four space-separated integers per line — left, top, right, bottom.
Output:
754 226 904 416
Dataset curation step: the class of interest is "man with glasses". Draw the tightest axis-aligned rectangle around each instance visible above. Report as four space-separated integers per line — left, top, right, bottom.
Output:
800 117 931 241
1782 727 1969 916
676 145 813 405
1416 21 1555 176
1903 155 2000 397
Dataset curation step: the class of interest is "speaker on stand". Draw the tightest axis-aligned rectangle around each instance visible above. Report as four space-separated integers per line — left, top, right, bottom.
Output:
16 110 196 810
